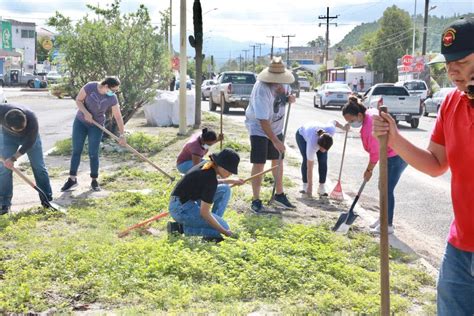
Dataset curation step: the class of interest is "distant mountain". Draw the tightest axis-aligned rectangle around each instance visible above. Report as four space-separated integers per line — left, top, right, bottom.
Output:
335 13 467 53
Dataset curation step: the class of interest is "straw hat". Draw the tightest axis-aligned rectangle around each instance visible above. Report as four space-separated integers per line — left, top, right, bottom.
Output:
257 57 295 84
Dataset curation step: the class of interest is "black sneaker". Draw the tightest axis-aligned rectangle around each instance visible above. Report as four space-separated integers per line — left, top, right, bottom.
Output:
61 178 78 192
0 205 10 215
167 221 184 235
202 236 224 243
273 193 296 209
251 199 264 214
91 179 101 192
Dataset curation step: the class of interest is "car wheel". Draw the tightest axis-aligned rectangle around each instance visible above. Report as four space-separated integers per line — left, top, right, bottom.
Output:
313 96 318 108
296 91 300 98
27 80 34 88
202 93 206 101
320 97 325 109
221 95 230 114
209 94 216 111
410 118 419 129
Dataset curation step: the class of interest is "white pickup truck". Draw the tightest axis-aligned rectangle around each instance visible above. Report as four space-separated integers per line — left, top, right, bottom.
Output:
209 71 256 113
362 83 422 128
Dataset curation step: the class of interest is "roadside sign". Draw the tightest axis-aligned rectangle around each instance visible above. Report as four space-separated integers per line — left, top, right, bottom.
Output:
1 21 12 51
401 55 413 67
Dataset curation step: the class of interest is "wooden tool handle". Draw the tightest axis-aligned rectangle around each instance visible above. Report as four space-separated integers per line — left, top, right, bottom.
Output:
91 120 175 181
337 129 349 182
378 105 390 315
118 212 170 238
230 165 278 188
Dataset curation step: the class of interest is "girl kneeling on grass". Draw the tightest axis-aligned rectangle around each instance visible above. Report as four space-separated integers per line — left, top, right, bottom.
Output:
168 148 244 241
176 128 223 174
341 96 407 234
295 120 349 197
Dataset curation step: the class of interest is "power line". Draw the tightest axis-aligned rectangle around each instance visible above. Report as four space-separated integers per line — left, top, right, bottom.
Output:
318 7 339 72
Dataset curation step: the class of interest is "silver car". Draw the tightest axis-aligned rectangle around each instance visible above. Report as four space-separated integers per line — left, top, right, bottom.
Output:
313 82 352 109
423 87 455 117
201 79 215 100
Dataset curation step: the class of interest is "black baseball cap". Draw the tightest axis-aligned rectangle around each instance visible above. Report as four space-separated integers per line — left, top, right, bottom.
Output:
429 16 474 64
210 149 240 174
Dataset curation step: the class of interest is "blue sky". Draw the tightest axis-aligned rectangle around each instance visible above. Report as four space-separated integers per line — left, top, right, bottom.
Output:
1 0 472 61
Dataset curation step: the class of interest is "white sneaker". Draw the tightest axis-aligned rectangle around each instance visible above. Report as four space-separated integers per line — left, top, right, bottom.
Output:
370 224 394 235
318 183 328 196
299 183 308 194
370 218 380 229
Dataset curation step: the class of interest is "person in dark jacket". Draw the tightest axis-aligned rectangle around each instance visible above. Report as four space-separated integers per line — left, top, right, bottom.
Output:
0 104 53 215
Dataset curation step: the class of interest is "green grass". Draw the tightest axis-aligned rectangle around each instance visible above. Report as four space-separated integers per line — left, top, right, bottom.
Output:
0 167 435 314
49 138 75 156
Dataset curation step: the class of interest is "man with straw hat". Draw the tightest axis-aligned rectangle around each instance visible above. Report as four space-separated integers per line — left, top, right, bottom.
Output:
245 57 296 213
373 16 474 314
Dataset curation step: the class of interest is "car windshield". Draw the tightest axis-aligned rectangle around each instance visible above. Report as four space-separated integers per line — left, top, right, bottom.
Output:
404 82 426 90
326 83 350 90
372 86 410 96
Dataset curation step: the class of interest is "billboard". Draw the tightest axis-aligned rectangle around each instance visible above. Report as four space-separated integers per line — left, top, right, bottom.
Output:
1 21 12 51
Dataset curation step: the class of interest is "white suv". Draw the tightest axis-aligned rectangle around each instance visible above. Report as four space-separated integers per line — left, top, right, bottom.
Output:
395 80 429 101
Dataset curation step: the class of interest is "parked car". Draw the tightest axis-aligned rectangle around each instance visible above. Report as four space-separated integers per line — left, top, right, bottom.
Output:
395 80 429 101
423 87 455 117
313 82 352 109
0 69 44 88
46 71 62 84
209 71 256 113
290 71 300 98
201 79 215 100
0 86 7 103
298 76 311 92
176 79 192 90
362 83 422 128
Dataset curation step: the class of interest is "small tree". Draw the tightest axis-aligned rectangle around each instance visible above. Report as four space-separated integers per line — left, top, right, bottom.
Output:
48 0 171 133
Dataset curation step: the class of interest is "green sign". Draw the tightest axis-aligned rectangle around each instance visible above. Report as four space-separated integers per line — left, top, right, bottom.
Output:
2 21 12 51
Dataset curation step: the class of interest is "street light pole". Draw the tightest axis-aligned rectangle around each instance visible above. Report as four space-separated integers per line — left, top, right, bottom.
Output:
178 0 187 135
412 0 417 57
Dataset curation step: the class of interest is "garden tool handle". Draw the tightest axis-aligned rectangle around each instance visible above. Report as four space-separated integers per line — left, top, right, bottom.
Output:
90 120 175 181
378 105 390 315
337 129 349 183
118 212 170 238
230 165 279 188
0 158 36 188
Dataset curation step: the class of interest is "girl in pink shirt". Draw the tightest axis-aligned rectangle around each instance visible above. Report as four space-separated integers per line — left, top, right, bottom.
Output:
342 96 407 234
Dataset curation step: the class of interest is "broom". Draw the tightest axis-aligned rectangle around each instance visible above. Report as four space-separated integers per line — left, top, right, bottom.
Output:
330 129 349 200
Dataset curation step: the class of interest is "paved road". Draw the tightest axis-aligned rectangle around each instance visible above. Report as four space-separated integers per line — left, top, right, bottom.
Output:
218 91 452 265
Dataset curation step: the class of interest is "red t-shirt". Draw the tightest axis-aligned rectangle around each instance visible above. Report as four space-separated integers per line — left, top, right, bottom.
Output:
176 133 208 165
431 89 474 252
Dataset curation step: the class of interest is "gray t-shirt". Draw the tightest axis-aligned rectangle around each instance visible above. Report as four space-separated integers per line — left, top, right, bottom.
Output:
245 81 288 137
76 82 119 125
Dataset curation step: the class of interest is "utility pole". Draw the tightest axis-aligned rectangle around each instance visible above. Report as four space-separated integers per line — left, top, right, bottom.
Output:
178 0 186 135
281 35 295 69
256 43 265 57
318 7 339 75
238 54 243 71
250 44 257 72
422 0 429 56
412 0 417 57
267 35 277 59
169 0 173 55
242 49 250 71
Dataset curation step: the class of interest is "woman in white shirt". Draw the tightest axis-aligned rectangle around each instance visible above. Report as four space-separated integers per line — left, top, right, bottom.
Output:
295 120 348 197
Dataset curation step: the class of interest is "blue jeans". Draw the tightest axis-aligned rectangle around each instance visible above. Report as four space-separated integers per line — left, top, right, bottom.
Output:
437 243 474 315
177 159 204 174
169 184 231 238
295 131 328 184
70 118 103 178
0 130 52 207
387 155 407 225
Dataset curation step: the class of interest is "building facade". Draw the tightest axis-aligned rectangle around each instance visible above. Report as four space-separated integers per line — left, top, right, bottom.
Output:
0 19 36 74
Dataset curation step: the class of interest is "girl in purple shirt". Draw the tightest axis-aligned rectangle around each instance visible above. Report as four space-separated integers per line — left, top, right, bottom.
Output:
61 77 126 192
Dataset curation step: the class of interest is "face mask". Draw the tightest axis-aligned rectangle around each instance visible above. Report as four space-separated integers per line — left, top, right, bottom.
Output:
202 144 210 150
106 90 115 97
350 120 363 128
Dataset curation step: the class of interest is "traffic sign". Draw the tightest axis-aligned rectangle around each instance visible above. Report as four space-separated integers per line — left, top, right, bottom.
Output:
401 55 413 67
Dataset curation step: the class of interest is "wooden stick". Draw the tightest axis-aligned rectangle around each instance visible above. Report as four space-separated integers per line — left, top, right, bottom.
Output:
220 97 224 150
91 120 175 181
118 212 170 238
230 165 278 188
337 129 349 183
378 105 390 315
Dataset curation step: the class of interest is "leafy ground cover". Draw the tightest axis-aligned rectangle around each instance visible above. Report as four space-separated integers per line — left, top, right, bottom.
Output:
0 112 436 314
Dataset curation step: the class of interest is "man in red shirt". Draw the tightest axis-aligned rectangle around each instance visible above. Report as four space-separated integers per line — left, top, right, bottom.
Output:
373 17 474 314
